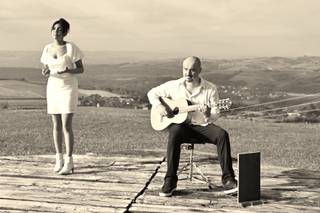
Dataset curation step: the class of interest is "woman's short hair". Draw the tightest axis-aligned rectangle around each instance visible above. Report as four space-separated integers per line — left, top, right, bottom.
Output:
51 18 70 35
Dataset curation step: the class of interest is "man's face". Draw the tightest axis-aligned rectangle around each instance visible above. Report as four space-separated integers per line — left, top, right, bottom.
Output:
182 58 201 83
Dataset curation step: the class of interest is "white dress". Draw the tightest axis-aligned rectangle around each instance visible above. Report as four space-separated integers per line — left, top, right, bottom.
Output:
40 42 84 114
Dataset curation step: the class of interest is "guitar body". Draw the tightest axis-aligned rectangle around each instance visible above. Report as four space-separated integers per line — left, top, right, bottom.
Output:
150 98 189 131
150 97 232 131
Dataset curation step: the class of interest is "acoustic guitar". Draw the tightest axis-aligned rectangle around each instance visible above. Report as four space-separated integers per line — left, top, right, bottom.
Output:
150 97 232 131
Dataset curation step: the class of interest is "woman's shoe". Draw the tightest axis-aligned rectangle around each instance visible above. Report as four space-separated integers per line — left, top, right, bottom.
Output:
53 153 64 172
58 156 74 175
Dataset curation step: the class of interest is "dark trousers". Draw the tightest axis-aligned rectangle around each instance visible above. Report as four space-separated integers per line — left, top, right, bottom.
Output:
165 123 235 183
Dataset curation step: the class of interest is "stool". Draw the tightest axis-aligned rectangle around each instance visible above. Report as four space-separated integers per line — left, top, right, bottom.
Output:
178 143 213 188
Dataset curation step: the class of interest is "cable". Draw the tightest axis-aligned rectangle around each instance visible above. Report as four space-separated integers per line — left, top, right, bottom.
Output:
229 93 320 111
248 100 320 114
261 108 320 118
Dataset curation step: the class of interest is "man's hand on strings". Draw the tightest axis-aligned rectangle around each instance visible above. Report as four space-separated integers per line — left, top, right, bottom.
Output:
157 104 172 117
200 104 211 118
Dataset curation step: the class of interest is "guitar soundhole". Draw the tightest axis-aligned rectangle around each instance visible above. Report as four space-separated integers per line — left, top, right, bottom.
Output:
173 107 179 115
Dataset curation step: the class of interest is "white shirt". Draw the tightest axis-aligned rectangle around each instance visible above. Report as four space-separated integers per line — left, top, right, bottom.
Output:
147 77 220 126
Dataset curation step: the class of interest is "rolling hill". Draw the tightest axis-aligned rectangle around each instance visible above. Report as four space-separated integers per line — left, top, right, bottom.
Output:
1 55 320 107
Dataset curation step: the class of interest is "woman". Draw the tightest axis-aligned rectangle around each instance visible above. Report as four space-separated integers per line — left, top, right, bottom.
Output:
40 18 84 175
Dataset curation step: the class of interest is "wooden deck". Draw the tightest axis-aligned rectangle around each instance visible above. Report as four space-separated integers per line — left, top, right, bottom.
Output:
0 150 319 212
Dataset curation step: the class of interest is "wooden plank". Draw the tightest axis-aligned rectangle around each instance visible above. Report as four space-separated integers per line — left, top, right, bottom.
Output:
238 152 261 204
0 154 164 212
129 203 249 213
130 203 217 213
0 180 135 205
0 198 125 213
0 176 136 211
247 203 320 213
136 193 229 207
0 175 146 193
0 170 155 185
0 192 129 209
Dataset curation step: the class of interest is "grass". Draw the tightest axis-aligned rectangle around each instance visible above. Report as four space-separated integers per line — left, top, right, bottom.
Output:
0 107 319 171
0 80 45 98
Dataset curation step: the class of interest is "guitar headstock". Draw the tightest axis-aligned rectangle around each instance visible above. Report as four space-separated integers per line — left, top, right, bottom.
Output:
217 98 232 111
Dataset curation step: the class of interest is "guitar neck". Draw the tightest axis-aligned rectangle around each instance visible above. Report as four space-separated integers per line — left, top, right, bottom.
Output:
178 99 231 113
179 105 201 113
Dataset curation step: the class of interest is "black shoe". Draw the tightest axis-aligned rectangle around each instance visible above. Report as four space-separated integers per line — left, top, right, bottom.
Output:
159 179 177 197
222 178 238 190
222 178 238 195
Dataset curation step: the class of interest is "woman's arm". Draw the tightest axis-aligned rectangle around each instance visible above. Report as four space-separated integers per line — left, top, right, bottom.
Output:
58 60 84 74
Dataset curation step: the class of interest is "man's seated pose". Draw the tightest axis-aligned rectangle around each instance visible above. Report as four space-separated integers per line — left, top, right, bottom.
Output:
147 56 237 197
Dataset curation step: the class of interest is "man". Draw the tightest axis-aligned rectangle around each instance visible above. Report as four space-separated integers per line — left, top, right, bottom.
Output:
147 56 237 197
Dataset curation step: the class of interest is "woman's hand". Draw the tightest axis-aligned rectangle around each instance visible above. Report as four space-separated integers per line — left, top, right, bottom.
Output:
57 67 70 74
41 67 50 77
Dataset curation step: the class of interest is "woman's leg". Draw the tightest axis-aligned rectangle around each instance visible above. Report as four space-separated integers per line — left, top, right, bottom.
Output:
51 114 63 153
58 113 75 175
51 114 64 172
61 113 74 157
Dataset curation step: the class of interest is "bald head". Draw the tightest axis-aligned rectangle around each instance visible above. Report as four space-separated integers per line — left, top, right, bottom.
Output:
182 56 202 83
183 56 201 69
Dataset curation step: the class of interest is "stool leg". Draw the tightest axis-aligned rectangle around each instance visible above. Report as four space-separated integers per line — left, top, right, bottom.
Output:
192 162 215 189
189 148 194 181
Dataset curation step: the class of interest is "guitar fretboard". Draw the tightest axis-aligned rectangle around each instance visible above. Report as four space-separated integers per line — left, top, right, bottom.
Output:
177 99 231 114
178 105 201 113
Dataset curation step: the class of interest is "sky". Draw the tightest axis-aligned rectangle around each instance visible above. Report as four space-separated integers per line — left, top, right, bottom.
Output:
1 0 320 58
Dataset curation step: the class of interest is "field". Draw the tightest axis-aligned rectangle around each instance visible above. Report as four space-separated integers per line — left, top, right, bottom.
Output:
0 107 319 171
